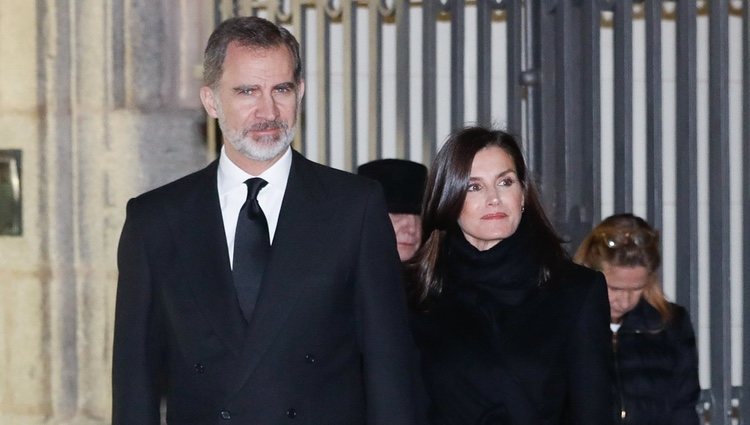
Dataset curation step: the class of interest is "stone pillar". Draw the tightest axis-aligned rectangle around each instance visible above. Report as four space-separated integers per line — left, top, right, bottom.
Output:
0 1 212 423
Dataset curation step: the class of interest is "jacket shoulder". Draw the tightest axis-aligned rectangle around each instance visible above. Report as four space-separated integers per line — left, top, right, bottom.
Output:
292 151 382 196
136 161 216 202
554 261 607 293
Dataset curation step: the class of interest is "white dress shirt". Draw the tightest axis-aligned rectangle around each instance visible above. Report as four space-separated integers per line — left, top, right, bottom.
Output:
217 146 291 267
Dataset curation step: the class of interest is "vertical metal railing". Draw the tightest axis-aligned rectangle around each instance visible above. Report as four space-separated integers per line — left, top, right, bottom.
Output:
450 0 466 128
612 0 633 214
743 0 750 423
367 0 384 160
476 0 492 127
342 0 358 169
644 0 662 232
708 1 732 424
674 0 700 329
580 0 601 226
421 0 438 162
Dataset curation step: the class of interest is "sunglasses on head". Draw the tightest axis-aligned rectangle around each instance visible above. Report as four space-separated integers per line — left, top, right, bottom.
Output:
598 230 657 249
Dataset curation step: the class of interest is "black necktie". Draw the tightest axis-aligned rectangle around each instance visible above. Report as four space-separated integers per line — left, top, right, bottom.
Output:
232 177 270 323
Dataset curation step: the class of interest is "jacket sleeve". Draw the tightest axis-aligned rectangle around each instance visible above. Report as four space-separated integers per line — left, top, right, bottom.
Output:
112 198 164 425
354 182 422 425
668 306 701 425
566 271 614 424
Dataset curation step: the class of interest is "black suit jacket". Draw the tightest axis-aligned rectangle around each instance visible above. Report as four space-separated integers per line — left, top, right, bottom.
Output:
113 151 419 425
413 263 613 425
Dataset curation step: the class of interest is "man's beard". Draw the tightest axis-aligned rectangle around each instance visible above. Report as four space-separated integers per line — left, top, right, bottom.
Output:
216 101 296 161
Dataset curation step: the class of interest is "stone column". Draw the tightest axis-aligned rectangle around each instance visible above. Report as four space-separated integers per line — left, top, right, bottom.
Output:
0 1 212 423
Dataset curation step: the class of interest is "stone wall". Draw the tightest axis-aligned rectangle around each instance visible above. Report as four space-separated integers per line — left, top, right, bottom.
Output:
0 1 213 423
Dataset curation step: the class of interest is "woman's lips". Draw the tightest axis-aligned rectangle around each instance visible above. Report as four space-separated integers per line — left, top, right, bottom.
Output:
481 212 507 220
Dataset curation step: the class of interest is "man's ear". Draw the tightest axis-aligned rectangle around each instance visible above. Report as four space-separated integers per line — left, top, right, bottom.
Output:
297 79 305 103
200 86 218 118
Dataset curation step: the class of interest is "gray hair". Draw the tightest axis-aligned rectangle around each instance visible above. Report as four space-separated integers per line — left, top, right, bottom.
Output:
203 16 303 88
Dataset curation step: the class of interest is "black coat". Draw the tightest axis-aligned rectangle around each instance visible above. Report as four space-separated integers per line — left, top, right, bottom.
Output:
112 151 420 425
412 258 613 425
612 299 700 425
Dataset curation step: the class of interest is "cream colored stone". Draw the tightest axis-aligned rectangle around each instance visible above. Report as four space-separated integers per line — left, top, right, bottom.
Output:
0 1 37 111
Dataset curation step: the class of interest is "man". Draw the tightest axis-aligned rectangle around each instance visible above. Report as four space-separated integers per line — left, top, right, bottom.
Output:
113 17 419 425
357 159 427 261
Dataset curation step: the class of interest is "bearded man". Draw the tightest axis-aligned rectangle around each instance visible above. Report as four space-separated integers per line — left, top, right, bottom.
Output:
112 16 421 425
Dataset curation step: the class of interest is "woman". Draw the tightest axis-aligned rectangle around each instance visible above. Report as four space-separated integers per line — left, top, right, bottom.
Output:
407 126 612 425
574 213 700 425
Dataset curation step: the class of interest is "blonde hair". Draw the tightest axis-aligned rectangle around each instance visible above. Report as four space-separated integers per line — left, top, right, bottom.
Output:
574 213 672 323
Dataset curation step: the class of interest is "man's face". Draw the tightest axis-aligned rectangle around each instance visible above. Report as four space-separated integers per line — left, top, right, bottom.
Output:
201 42 304 164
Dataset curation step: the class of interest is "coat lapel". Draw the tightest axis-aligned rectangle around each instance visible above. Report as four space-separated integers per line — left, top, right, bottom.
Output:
169 161 245 355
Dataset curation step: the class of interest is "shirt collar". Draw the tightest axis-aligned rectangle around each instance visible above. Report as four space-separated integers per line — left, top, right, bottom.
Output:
217 146 292 196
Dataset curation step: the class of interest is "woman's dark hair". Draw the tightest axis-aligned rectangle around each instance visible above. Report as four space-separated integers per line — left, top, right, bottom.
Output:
405 126 568 306
203 16 303 89
574 213 671 322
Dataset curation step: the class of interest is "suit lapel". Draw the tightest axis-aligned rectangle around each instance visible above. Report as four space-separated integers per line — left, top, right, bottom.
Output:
231 151 332 393
169 161 245 355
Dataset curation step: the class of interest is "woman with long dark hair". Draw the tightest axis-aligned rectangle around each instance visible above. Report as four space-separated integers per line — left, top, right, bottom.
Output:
406 126 612 424
574 213 700 425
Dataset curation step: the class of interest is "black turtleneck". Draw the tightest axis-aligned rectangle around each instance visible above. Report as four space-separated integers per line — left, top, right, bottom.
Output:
440 216 541 308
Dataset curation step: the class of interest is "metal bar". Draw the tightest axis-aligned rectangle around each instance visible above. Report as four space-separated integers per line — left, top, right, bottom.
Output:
523 0 543 178
580 0 601 228
342 0 357 170
708 0 732 424
644 0 662 232
422 0 438 161
315 4 331 164
743 0 750 422
367 0 383 160
613 0 633 213
290 0 306 155
674 0 699 340
450 0 465 128
395 0 411 158
477 0 492 127
506 0 523 137
560 0 587 246
537 0 559 216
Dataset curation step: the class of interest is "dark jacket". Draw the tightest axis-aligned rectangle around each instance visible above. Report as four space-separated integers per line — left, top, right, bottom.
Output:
112 151 420 425
612 299 700 425
412 226 612 425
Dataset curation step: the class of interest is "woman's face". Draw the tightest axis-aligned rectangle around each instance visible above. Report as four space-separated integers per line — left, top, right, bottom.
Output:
457 146 525 251
601 262 650 323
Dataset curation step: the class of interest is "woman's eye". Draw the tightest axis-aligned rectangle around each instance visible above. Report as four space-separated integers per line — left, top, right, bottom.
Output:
467 183 482 192
498 178 515 187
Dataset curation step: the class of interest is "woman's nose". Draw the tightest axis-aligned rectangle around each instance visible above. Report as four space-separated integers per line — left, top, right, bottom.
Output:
487 189 500 205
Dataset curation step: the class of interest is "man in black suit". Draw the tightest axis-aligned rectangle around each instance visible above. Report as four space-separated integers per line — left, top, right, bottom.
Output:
112 16 419 425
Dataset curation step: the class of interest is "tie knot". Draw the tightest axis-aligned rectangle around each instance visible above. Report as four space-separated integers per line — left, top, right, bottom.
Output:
245 177 268 199
244 178 268 219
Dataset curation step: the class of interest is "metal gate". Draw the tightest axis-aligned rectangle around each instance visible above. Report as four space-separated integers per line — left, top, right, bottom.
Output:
213 1 749 423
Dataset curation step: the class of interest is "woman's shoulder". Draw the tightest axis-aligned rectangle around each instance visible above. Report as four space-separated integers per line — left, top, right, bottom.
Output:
548 260 606 294
664 302 697 335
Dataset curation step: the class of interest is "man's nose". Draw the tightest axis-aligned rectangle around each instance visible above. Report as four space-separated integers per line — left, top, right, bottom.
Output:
255 93 279 120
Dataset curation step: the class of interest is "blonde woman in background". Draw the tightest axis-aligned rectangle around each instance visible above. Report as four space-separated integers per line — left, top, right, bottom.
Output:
574 213 700 425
